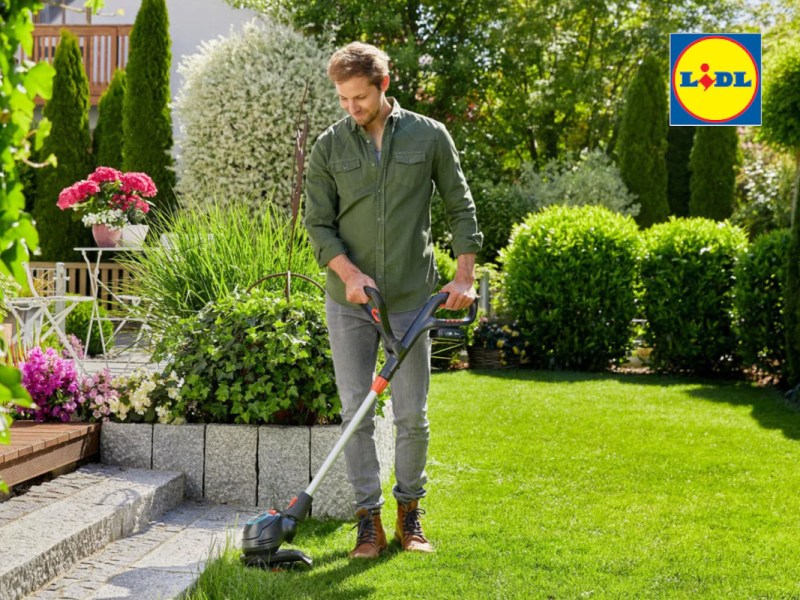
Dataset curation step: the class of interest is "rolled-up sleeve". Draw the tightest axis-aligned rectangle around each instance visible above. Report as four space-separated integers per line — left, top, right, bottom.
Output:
304 133 348 268
433 124 483 257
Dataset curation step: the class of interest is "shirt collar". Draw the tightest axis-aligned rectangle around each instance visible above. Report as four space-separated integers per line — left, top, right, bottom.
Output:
348 97 402 131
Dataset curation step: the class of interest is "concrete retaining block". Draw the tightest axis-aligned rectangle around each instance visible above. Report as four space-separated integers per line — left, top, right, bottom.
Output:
101 422 153 468
257 425 310 510
153 424 205 499
204 424 258 506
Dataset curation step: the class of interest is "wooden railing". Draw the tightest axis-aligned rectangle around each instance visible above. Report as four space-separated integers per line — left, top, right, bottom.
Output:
21 25 133 105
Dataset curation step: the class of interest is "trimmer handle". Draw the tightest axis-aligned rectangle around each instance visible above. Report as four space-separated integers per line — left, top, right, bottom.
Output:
361 287 478 365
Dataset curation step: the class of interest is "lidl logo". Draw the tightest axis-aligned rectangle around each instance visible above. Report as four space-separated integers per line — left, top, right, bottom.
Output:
670 33 761 126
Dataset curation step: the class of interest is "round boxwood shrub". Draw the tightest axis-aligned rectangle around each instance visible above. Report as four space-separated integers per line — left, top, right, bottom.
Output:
733 228 790 380
163 288 339 425
500 205 641 370
640 217 748 373
65 301 115 357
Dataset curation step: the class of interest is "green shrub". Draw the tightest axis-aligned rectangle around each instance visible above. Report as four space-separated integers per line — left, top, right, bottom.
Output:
162 289 338 425
500 205 640 370
452 150 640 264
118 198 322 340
93 69 126 169
34 29 93 260
734 229 790 380
640 217 748 373
122 0 176 212
65 300 114 357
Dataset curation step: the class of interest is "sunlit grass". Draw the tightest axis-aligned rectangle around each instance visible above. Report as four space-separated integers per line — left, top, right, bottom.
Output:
188 370 800 599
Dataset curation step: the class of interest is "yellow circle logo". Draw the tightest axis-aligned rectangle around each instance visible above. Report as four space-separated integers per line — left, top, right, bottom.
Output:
672 36 759 123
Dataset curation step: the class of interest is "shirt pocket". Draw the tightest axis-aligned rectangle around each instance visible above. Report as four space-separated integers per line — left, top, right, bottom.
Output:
330 158 362 196
391 151 429 189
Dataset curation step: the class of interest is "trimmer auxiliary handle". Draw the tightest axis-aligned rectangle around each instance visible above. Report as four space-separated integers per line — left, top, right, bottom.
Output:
240 287 477 569
359 286 478 394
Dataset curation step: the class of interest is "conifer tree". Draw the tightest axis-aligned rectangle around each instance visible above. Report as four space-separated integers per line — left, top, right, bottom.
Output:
688 126 740 221
34 29 93 260
666 125 694 217
122 0 176 211
93 69 126 169
617 56 670 228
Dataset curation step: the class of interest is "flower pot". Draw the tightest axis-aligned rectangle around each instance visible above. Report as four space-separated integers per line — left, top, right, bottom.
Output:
121 224 149 247
91 224 122 248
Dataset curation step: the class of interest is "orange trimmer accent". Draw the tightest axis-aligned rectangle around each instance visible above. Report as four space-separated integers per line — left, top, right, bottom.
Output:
371 376 389 394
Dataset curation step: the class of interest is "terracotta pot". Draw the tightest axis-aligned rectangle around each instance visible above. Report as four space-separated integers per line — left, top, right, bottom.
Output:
91 224 122 247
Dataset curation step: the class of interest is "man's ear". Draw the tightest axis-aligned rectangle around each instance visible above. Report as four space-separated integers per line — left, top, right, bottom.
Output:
380 75 390 93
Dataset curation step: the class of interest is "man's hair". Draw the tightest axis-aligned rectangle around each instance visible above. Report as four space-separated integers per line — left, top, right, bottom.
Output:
327 42 390 87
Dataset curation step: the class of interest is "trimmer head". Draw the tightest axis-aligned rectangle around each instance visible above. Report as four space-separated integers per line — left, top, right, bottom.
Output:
240 549 312 570
241 493 314 569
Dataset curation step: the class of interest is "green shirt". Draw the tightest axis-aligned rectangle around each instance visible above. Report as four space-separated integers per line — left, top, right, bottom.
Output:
304 99 482 312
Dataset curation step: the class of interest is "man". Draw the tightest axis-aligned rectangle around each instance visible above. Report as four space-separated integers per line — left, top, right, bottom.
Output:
304 42 482 559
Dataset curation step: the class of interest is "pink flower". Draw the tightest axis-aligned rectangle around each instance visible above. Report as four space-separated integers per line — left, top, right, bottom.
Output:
120 173 157 197
88 166 123 184
57 180 100 210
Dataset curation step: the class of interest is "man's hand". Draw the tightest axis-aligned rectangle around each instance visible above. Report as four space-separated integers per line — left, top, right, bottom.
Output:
440 252 477 311
328 254 376 304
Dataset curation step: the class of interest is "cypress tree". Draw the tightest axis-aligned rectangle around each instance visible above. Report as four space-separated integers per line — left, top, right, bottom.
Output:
617 56 670 228
122 0 176 211
34 29 93 260
688 126 740 221
93 69 126 169
666 125 694 217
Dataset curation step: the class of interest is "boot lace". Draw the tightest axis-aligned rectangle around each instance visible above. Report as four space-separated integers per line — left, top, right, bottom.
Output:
403 506 427 539
352 513 378 546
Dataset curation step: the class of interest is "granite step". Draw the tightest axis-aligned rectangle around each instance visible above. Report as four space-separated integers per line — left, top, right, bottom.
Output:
0 464 184 600
25 501 251 600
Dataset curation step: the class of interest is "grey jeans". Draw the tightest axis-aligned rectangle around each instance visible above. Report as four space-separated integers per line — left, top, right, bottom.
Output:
325 295 431 513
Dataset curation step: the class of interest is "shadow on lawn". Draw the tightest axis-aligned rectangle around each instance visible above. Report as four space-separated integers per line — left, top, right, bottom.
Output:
466 367 800 441
248 518 402 599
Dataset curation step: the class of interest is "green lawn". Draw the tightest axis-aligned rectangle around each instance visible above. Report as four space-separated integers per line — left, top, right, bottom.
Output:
188 370 800 599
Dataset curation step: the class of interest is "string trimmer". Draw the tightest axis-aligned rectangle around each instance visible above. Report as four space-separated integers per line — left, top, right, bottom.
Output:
240 286 477 569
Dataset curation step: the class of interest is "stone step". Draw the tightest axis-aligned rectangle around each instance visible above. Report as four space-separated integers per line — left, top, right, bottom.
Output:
0 464 184 600
25 501 251 600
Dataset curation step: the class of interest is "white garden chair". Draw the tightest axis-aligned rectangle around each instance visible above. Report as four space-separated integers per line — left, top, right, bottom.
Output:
6 262 97 372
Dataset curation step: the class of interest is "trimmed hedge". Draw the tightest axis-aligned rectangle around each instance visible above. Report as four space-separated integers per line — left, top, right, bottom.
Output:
640 217 748 373
734 229 790 380
500 205 640 370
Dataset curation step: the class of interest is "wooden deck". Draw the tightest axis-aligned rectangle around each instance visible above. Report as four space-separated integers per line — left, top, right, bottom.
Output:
0 422 100 489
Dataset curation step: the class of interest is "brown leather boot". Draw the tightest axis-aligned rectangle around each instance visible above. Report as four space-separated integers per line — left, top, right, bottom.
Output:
396 500 434 552
349 508 387 559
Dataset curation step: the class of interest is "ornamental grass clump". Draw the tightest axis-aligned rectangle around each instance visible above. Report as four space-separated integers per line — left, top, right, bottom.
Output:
119 198 322 339
500 205 641 370
18 347 84 422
